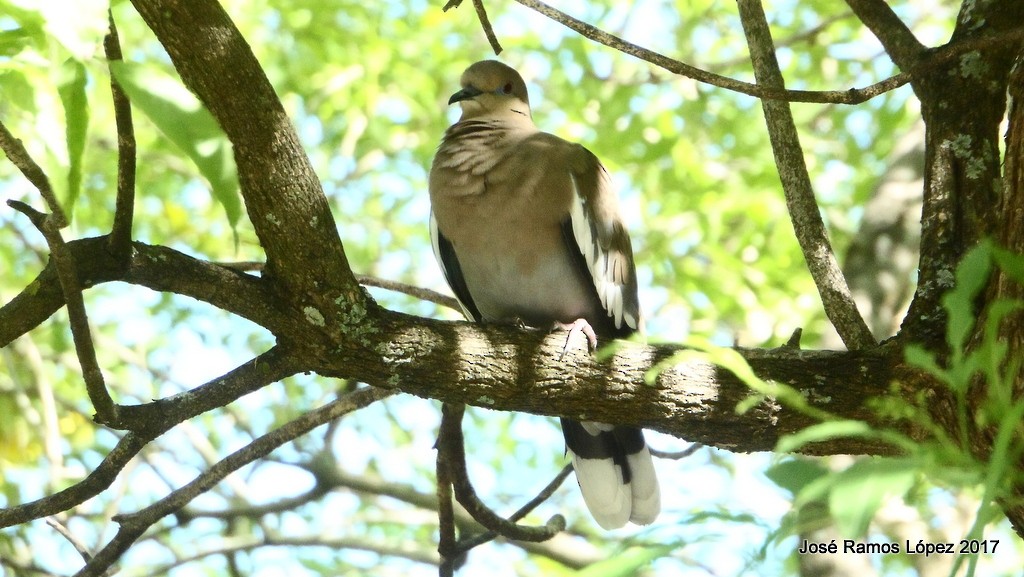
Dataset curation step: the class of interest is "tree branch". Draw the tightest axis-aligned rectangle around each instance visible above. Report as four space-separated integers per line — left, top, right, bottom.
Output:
208 262 464 313
502 0 1024 105
0 122 66 226
339 313 910 456
438 403 565 542
74 386 394 577
0 432 150 529
443 0 502 54
8 200 118 422
0 230 914 457
104 10 137 265
903 2 1024 343
436 415 458 577
454 464 573 556
45 516 97 566
736 0 875 350
843 0 926 70
306 461 602 567
356 274 464 313
0 347 298 530
126 0 363 308
0 238 292 348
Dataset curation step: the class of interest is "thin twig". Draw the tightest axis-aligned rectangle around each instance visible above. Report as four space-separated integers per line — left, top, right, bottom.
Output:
736 0 875 350
357 275 464 313
8 200 120 420
76 386 395 577
216 260 464 313
0 348 297 530
453 463 573 555
212 260 266 272
214 261 465 313
844 0 926 70
437 404 565 543
0 122 67 226
506 0 1024 105
104 9 138 264
436 409 458 577
471 0 502 54
0 432 151 529
446 0 503 54
711 11 858 70
46 516 95 564
649 443 702 460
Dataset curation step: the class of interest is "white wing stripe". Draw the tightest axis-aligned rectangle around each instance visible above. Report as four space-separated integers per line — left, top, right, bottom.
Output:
569 175 630 330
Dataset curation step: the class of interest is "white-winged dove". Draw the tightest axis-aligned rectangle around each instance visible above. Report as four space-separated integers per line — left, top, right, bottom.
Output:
428 60 660 530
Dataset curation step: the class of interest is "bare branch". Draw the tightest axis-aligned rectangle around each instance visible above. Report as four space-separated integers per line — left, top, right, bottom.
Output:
179 484 330 521
471 0 503 55
736 0 875 350
351 316 909 456
0 347 298 530
650 443 702 460
444 0 502 54
8 200 118 421
436 412 458 577
503 0 1024 105
454 464 573 555
0 230 909 456
75 386 394 577
104 10 138 264
438 403 565 542
311 462 603 568
357 275 464 312
844 0 926 70
46 517 96 565
128 0 363 304
0 122 66 226
0 432 150 529
0 239 292 349
213 260 465 312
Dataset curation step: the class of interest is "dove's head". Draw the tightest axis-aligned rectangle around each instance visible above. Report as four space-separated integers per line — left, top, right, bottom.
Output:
448 60 531 121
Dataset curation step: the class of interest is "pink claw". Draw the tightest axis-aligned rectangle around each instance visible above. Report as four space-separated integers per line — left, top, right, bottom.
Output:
555 318 598 359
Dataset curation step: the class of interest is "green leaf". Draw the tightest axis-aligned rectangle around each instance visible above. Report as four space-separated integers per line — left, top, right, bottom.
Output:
109 61 242 232
0 28 34 57
942 240 993 353
904 343 948 384
992 246 1024 285
828 459 916 537
765 458 829 497
574 545 677 577
0 5 45 58
55 58 88 215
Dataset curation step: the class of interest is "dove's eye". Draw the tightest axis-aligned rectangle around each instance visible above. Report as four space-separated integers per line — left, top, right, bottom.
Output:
502 82 513 94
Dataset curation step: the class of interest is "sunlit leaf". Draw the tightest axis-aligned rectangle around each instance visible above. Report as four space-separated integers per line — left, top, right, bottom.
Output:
55 58 88 215
109 60 242 232
828 459 917 538
942 239 992 354
765 458 829 497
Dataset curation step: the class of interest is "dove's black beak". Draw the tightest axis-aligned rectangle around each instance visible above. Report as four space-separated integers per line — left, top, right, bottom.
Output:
448 85 483 105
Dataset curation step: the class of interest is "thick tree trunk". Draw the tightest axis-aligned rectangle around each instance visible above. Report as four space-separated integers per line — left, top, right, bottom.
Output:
894 0 1024 537
989 56 1024 538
